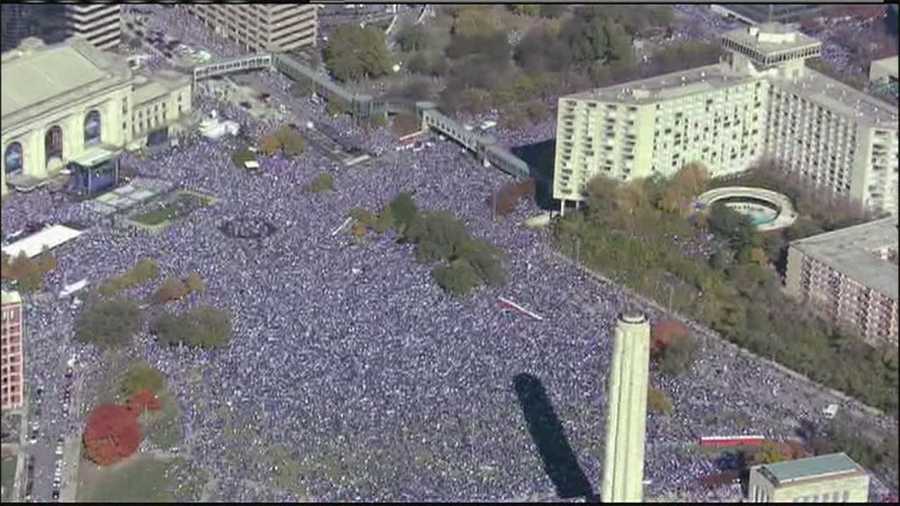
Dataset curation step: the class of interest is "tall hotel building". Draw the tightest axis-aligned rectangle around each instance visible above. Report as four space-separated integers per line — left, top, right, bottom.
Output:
785 216 898 346
554 23 899 217
187 4 318 53
1 291 24 412
64 3 122 51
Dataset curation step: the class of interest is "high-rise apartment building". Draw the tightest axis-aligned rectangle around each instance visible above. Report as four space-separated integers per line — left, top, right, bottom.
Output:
748 453 869 503
0 4 31 53
1 290 25 412
601 312 651 503
64 4 122 50
187 4 318 53
785 216 899 346
554 23 899 217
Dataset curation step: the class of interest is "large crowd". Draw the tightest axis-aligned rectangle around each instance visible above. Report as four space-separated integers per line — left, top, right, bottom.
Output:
4 5 898 503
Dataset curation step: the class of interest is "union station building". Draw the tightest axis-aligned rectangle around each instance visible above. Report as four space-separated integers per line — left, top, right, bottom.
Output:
1 37 193 196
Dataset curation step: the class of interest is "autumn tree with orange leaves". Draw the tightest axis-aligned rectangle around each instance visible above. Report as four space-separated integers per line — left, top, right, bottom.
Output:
83 404 142 466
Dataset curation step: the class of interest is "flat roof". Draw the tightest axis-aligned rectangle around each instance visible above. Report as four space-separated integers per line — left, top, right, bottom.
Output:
70 145 119 167
722 23 821 55
1 37 132 130
791 217 899 300
1 290 22 305
761 453 864 486
1 225 84 260
565 63 758 105
774 69 899 126
719 4 824 24
870 55 899 80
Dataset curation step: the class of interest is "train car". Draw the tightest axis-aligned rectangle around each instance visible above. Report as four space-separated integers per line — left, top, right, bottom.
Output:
699 435 766 448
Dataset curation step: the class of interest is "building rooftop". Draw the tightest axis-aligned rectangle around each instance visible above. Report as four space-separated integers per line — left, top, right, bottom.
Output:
1 37 132 130
1 290 22 305
722 22 821 55
760 453 865 486
870 55 899 81
775 68 899 126
565 63 758 105
791 216 899 300
718 4 825 25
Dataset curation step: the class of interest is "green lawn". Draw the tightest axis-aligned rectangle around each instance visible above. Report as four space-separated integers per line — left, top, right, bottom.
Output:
131 193 211 226
77 454 175 503
142 391 183 450
1 456 17 501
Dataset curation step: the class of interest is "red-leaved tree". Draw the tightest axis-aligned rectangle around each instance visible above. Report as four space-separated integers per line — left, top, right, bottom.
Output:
126 389 162 415
651 319 689 357
83 404 142 466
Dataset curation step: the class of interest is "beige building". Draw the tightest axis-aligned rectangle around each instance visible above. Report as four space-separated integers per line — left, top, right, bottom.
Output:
785 216 899 346
1 290 24 412
65 3 122 51
748 453 870 503
869 55 898 85
187 4 318 53
554 23 899 217
1 37 192 196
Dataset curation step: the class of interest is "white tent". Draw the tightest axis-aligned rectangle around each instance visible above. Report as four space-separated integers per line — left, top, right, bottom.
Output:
2 225 83 259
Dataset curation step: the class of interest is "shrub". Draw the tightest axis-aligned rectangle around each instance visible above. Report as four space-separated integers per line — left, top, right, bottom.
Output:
349 208 377 228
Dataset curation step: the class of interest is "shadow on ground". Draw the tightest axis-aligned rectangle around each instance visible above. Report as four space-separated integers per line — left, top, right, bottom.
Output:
513 373 596 501
511 140 557 211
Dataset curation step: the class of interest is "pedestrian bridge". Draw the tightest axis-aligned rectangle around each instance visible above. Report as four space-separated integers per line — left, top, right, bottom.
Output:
193 54 274 82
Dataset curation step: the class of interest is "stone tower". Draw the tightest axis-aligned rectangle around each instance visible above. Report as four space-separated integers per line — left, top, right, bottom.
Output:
601 312 651 503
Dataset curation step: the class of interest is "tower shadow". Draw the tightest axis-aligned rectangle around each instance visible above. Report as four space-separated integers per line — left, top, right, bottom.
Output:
513 373 597 501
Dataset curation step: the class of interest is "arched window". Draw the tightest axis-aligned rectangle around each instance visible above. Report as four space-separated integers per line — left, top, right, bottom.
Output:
84 110 102 145
45 125 63 166
4 142 23 175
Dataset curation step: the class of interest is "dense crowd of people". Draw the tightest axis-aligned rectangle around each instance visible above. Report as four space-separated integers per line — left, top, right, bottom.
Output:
4 4 897 503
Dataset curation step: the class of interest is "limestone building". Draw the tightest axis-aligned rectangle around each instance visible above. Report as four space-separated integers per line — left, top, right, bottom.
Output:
1 37 193 196
64 3 122 51
554 23 899 217
601 312 651 503
748 452 870 503
187 4 318 53
785 216 899 346
1 290 24 412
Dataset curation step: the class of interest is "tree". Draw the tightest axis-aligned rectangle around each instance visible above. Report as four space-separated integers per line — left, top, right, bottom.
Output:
184 272 206 294
153 306 233 349
259 133 283 156
658 331 698 376
152 277 190 304
647 386 673 415
83 404 142 466
750 441 788 465
456 239 505 287
539 4 567 18
126 389 162 415
389 192 418 232
74 299 143 348
651 319 689 357
275 126 305 156
451 6 501 37
508 4 540 16
349 208 377 228
121 362 167 398
432 259 481 296
708 203 755 251
324 24 393 82
304 173 335 193
395 23 432 52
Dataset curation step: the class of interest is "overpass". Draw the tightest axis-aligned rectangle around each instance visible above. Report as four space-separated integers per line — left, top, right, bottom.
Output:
193 53 273 82
190 54 531 179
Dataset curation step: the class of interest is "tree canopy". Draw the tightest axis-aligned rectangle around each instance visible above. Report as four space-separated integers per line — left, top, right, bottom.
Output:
83 404 142 466
152 306 233 349
121 362 167 398
74 298 143 349
324 24 393 82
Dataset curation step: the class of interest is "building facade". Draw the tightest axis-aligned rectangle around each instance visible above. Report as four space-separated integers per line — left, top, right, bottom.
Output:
1 37 192 196
601 312 651 503
187 4 318 53
554 23 899 217
1 291 24 412
785 216 899 346
748 453 870 503
64 3 122 51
